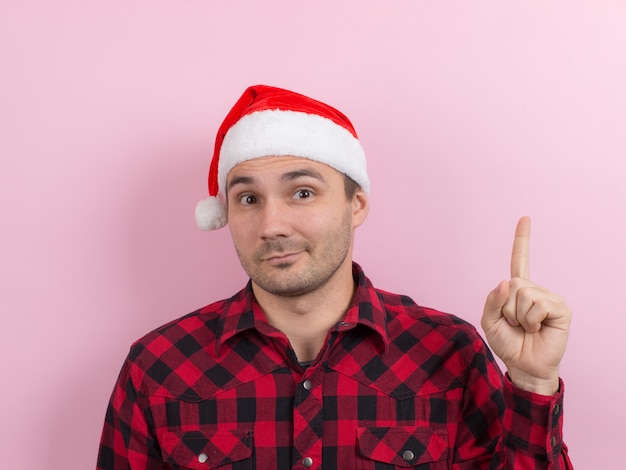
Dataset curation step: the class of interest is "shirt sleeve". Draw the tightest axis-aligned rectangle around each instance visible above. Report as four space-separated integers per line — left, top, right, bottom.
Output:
454 336 573 469
96 355 164 470
495 375 572 468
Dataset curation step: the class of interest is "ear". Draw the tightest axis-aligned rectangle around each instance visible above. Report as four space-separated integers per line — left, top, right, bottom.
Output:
351 189 369 228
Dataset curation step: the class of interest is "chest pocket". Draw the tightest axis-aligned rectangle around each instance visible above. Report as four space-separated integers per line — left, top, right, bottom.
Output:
159 429 253 469
357 426 448 468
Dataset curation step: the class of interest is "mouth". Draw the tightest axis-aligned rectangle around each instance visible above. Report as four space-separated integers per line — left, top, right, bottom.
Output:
263 251 303 264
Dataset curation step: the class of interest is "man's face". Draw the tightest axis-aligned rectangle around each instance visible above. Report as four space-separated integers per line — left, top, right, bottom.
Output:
226 155 368 298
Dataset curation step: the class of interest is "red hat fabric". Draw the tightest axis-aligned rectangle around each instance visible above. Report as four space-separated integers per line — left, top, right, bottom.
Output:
195 84 369 231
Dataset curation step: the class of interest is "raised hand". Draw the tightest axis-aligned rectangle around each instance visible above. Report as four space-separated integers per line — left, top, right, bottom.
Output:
481 217 571 395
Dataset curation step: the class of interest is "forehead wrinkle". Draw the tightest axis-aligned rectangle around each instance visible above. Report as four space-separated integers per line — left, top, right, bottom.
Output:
226 160 330 195
280 168 327 183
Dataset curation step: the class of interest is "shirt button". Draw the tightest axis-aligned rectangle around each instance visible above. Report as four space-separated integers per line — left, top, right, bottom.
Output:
198 453 208 463
402 450 415 461
302 380 312 390
302 456 314 467
553 404 560 416
550 436 558 447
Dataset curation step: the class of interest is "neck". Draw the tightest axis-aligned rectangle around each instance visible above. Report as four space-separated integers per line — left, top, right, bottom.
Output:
252 261 356 363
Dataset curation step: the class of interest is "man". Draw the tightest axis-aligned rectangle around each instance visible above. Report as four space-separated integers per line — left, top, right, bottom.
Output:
97 85 572 468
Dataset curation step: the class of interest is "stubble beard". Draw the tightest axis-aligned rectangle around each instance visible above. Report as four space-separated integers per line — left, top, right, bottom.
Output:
235 214 353 298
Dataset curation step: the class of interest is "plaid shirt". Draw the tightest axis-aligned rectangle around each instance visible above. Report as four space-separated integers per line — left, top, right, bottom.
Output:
97 263 571 469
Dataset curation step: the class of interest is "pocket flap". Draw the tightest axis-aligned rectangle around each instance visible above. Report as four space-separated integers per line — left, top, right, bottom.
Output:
160 429 253 469
357 426 448 466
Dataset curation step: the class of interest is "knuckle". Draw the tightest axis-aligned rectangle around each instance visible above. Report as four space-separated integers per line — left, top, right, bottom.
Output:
501 307 515 321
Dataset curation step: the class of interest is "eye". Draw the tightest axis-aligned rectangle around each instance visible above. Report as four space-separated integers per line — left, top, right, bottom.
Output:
239 194 257 205
294 189 312 199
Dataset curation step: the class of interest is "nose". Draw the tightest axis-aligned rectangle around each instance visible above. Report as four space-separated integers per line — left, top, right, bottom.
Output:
258 198 293 240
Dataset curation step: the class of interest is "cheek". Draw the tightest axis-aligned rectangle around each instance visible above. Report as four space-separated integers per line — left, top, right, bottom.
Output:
227 219 253 249
299 208 349 237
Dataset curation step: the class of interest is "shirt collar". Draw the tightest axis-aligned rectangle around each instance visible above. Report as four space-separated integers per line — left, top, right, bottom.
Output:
215 262 389 355
340 262 389 351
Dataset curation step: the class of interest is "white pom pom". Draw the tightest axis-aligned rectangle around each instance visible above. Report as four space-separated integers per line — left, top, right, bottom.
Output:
195 197 227 231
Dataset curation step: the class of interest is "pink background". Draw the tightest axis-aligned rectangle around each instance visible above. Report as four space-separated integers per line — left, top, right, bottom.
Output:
1 1 625 468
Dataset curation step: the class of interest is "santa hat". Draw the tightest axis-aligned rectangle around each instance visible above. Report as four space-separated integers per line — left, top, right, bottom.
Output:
195 84 369 231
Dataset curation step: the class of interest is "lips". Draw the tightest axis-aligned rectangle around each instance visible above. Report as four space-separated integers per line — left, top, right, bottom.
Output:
256 241 310 264
264 251 303 263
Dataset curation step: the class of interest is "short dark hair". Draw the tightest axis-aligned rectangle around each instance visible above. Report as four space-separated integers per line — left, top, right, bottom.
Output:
343 174 360 199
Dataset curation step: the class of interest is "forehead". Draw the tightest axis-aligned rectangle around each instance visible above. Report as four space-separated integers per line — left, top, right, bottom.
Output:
227 155 344 183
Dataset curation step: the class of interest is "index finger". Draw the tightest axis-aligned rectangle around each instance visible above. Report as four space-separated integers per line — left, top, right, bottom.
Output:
511 216 531 279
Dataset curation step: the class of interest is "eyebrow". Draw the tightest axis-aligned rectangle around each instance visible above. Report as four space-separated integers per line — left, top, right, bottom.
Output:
227 175 255 192
227 168 327 192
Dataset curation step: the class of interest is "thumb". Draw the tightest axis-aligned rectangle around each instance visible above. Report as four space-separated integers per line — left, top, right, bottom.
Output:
481 280 510 330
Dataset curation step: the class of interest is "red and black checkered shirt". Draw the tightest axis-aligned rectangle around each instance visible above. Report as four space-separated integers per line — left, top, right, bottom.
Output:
97 263 571 469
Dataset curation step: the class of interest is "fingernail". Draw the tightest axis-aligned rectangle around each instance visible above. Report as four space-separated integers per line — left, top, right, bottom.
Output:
507 318 518 327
